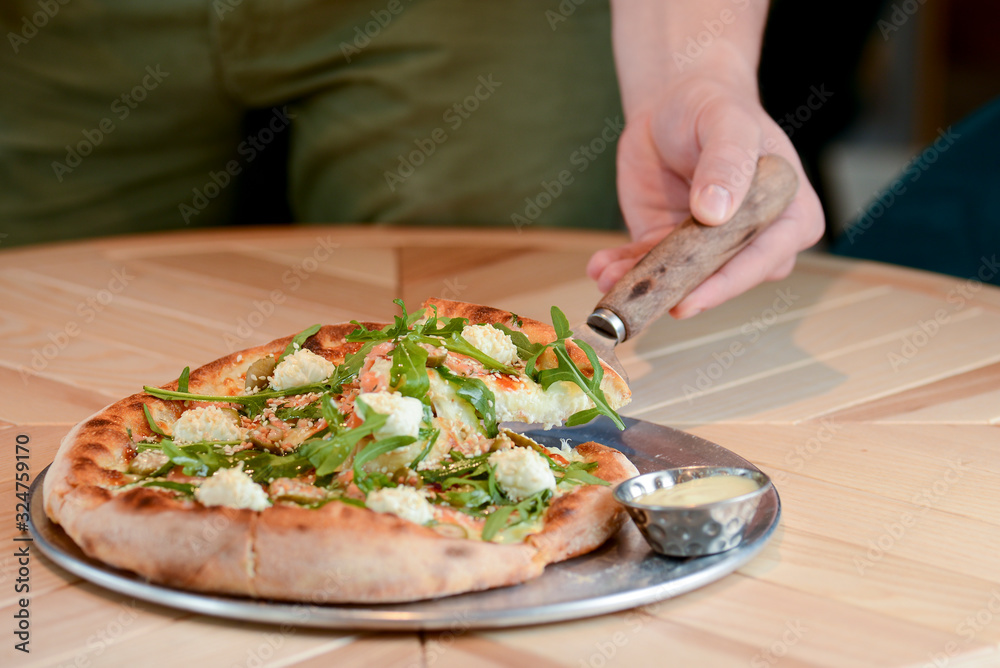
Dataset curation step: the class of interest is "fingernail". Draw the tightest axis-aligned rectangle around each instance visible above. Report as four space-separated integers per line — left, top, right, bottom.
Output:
696 184 732 224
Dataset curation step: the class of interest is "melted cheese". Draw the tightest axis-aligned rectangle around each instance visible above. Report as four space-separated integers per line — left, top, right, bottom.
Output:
481 374 593 429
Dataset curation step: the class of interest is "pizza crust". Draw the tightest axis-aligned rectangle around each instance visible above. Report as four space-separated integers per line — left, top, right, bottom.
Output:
43 299 638 603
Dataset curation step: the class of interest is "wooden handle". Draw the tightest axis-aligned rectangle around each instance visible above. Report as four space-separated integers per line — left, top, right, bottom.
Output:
597 154 798 340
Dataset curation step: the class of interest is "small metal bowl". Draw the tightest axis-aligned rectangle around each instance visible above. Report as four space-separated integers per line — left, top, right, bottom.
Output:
614 466 772 557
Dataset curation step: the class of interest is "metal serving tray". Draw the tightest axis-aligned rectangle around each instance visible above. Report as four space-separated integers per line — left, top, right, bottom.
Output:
29 417 780 630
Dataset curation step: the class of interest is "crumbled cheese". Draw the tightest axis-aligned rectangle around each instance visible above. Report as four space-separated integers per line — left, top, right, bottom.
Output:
365 486 434 525
269 348 335 391
461 324 519 366
129 450 170 476
194 465 271 511
172 406 244 445
489 447 556 502
356 391 424 439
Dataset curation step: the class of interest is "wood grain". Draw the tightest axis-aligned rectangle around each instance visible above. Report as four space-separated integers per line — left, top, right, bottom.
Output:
2 227 999 668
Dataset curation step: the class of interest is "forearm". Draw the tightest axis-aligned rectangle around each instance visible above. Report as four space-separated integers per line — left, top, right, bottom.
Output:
611 0 769 117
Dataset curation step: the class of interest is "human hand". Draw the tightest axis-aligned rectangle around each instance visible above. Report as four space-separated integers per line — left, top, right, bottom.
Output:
587 76 824 319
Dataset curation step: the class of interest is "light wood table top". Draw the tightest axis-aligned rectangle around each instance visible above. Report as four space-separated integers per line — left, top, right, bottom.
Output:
2 226 999 668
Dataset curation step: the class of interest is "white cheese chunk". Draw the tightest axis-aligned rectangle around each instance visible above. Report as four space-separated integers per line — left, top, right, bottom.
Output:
365 486 434 525
269 348 335 391
488 447 556 502
356 391 424 440
172 405 244 445
480 374 592 429
461 324 519 366
194 465 271 511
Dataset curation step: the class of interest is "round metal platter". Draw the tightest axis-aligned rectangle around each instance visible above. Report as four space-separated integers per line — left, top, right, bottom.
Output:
29 417 780 630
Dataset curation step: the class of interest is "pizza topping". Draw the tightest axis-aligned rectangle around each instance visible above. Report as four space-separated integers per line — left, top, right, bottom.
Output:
268 477 328 504
488 447 556 502
194 464 271 511
356 392 424 440
460 324 519 366
269 348 336 391
172 406 244 446
245 356 278 391
128 449 170 476
365 486 434 525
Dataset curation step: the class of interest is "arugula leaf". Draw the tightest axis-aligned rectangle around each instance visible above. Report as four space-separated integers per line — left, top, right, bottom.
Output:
559 461 609 486
390 337 429 399
435 366 498 437
278 324 322 362
493 324 545 363
319 393 341 426
417 452 490 484
353 434 416 493
275 402 324 422
144 380 333 418
143 404 167 436
408 426 439 470
234 450 313 484
481 505 515 541
178 367 190 393
298 400 389 476
481 489 554 541
143 480 195 496
160 440 229 477
527 306 625 430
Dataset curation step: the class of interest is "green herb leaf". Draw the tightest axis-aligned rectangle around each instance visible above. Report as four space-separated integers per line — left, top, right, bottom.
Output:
391 337 429 399
560 461 609 486
493 324 545 362
160 440 229 477
298 400 389 476
353 434 417 492
234 450 313 484
142 480 195 496
435 366 499 437
178 367 190 393
278 324 322 362
481 489 554 541
480 505 515 541
143 404 167 436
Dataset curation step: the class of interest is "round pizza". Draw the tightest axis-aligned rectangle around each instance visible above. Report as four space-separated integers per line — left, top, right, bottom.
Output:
43 298 637 603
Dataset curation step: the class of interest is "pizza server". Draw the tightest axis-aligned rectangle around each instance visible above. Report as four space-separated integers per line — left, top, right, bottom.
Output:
577 154 799 383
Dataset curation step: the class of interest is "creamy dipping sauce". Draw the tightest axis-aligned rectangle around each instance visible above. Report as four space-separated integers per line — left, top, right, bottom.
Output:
637 475 760 507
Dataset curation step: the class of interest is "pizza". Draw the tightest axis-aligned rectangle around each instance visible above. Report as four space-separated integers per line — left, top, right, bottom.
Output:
43 298 637 603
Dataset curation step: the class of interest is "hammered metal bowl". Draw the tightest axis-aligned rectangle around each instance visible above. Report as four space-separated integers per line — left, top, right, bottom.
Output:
614 466 772 557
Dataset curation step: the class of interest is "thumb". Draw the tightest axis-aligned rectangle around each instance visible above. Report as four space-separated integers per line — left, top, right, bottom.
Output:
683 104 762 226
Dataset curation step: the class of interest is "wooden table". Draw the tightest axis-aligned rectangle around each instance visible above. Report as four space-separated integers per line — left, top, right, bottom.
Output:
2 226 999 667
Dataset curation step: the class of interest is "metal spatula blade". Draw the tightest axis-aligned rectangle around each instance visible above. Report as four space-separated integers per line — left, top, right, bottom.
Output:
572 155 799 384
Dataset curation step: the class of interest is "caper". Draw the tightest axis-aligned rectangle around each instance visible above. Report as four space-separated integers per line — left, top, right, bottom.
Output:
245 356 278 391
